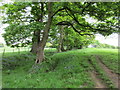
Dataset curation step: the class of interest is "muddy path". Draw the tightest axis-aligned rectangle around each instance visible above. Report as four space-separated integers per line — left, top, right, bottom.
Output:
95 56 119 88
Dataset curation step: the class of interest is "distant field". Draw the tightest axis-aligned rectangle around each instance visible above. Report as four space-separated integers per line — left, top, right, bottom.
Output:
2 48 119 88
0 46 56 54
0 46 30 53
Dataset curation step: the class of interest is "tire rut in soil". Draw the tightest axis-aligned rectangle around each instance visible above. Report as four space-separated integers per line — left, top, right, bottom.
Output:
88 59 107 88
89 71 107 88
95 55 119 88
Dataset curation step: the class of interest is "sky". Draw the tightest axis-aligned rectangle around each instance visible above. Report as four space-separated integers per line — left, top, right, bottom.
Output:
95 33 118 46
0 24 8 44
85 15 118 46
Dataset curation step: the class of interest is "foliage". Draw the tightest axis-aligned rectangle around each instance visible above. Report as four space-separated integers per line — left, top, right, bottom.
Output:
63 28 95 50
2 2 45 48
49 26 95 50
2 2 119 48
2 24 32 47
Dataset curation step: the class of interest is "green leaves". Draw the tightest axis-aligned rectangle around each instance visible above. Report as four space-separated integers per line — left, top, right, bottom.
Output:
29 22 44 31
3 24 32 47
2 2 119 48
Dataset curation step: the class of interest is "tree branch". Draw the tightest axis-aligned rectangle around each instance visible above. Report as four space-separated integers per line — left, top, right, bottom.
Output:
71 2 92 15
81 2 92 14
56 21 93 36
65 7 108 33
51 7 66 18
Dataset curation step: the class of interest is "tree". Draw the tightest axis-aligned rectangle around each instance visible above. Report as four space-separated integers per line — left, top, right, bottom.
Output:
35 2 53 63
55 26 95 51
2 2 119 64
3 24 32 48
2 2 45 54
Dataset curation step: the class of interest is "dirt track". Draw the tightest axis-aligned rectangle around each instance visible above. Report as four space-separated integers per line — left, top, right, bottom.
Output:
88 55 119 88
89 71 107 88
96 56 119 88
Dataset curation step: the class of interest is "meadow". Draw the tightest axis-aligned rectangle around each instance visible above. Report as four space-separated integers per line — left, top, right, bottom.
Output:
1 47 119 88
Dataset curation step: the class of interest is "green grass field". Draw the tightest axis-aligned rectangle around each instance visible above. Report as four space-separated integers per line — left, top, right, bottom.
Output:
1 48 119 88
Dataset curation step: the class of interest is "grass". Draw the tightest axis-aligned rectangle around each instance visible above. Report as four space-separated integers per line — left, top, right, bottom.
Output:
2 48 118 88
0 46 30 53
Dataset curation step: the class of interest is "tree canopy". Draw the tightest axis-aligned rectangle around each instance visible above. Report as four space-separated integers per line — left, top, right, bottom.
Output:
1 2 119 63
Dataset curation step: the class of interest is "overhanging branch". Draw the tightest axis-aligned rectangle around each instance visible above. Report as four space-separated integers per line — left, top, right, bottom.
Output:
65 7 108 33
51 7 66 18
56 21 93 36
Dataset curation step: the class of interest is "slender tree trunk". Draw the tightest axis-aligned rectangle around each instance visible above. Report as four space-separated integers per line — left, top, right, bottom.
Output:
30 42 38 54
58 26 64 52
30 30 40 54
35 2 53 64
30 31 38 54
61 42 65 52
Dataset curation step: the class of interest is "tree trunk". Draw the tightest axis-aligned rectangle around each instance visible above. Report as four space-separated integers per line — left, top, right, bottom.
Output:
36 46 44 63
61 42 65 52
66 45 72 51
30 2 44 54
30 42 38 54
35 2 53 64
57 26 64 52
30 30 40 54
